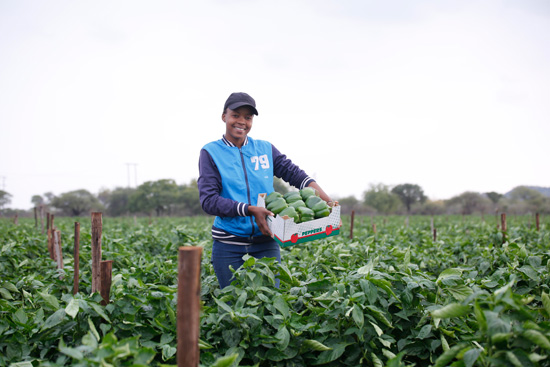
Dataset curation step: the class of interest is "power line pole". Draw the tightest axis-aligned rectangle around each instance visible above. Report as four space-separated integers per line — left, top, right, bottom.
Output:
125 164 138 188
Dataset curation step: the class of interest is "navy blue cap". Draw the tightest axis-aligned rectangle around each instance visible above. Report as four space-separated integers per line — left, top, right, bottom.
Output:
223 92 258 115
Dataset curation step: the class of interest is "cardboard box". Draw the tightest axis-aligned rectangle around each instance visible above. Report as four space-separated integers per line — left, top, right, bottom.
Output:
258 193 341 248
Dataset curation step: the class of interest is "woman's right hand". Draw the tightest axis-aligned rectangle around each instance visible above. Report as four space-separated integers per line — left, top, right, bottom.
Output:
248 205 273 237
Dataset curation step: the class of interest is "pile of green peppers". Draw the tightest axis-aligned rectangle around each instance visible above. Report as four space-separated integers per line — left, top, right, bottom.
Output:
264 187 331 223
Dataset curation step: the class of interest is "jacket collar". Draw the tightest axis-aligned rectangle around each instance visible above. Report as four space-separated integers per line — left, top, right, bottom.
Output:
222 135 248 147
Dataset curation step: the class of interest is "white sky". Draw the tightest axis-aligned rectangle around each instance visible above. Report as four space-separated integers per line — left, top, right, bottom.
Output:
1 0 549 210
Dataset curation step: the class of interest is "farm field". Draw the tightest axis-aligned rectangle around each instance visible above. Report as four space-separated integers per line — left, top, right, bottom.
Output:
1 214 549 367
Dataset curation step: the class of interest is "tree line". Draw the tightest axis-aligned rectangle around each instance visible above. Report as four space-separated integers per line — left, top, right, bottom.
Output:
0 180 548 218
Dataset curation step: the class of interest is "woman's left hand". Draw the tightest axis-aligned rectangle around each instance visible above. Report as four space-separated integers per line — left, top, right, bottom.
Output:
248 206 274 237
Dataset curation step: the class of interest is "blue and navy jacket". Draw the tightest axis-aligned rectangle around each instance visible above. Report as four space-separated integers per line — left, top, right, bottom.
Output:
198 135 314 245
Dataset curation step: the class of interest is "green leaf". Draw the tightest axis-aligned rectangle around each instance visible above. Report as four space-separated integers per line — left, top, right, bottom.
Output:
161 345 177 361
211 353 239 367
416 324 432 339
39 291 60 309
303 339 332 351
14 309 28 324
41 309 66 331
436 268 462 284
313 342 350 365
275 326 290 350
523 329 550 349
352 304 364 329
541 292 550 317
447 285 473 301
65 298 79 319
366 305 392 327
89 302 111 322
59 338 83 360
273 295 290 319
431 303 469 319
88 317 100 342
433 344 466 367
463 348 481 367
0 287 14 300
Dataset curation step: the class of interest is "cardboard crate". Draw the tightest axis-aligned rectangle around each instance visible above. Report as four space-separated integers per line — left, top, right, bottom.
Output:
258 193 341 248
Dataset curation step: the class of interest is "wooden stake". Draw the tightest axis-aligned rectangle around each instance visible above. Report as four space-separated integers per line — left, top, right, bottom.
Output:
34 207 38 228
14 214 18 225
91 212 103 294
349 211 355 239
372 223 377 234
433 228 437 242
54 230 63 270
40 206 45 235
177 247 202 367
48 214 55 259
536 213 540 232
100 260 113 305
73 222 80 295
501 213 507 244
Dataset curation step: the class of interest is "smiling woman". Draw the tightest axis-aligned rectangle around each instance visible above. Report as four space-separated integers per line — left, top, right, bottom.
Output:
197 92 332 289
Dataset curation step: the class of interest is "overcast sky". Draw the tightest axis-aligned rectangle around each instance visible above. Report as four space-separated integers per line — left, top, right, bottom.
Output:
1 0 549 210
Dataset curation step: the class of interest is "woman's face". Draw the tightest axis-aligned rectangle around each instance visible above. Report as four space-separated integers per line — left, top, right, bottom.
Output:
222 106 254 146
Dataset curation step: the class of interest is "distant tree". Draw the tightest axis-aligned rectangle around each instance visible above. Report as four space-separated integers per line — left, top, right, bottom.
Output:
508 186 549 214
363 184 400 215
44 192 55 203
273 177 290 194
336 195 360 215
391 184 427 213
50 189 103 216
446 191 490 215
414 200 446 215
485 192 503 204
129 179 179 216
107 187 136 216
97 188 111 209
31 195 44 206
0 190 12 210
178 179 202 215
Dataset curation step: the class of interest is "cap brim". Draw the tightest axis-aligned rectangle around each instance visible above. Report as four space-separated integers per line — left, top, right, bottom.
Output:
227 102 258 115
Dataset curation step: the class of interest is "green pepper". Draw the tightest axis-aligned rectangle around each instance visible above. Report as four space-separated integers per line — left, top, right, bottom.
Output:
306 195 323 209
267 197 288 214
300 187 317 201
297 206 315 222
279 206 299 223
283 191 302 203
265 191 283 206
289 200 306 209
311 201 328 212
314 207 331 218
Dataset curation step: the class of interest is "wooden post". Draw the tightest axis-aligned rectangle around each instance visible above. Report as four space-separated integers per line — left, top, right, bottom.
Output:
73 222 80 295
501 213 507 244
48 214 55 259
177 247 202 367
536 213 540 232
372 223 377 234
433 228 437 242
91 212 103 294
40 206 45 235
405 216 409 228
100 260 113 305
53 230 63 270
34 207 38 228
349 211 355 239
14 214 18 225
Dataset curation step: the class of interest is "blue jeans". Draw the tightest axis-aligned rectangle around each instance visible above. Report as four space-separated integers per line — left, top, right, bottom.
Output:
211 239 281 289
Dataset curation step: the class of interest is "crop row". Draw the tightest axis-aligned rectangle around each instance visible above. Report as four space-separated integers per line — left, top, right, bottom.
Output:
0 215 549 366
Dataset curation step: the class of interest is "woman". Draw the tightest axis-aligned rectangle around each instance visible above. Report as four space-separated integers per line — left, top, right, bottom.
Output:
198 92 332 288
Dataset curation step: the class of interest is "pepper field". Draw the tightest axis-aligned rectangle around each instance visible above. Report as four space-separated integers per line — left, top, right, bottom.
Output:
1 214 549 367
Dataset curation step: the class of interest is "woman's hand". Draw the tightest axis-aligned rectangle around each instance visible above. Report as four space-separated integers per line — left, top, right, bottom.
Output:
248 205 274 237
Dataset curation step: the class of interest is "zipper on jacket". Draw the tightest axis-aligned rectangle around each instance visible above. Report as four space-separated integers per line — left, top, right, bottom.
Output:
239 147 255 237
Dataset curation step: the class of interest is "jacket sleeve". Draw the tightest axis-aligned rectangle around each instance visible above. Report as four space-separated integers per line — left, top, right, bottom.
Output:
197 149 250 217
272 144 315 189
